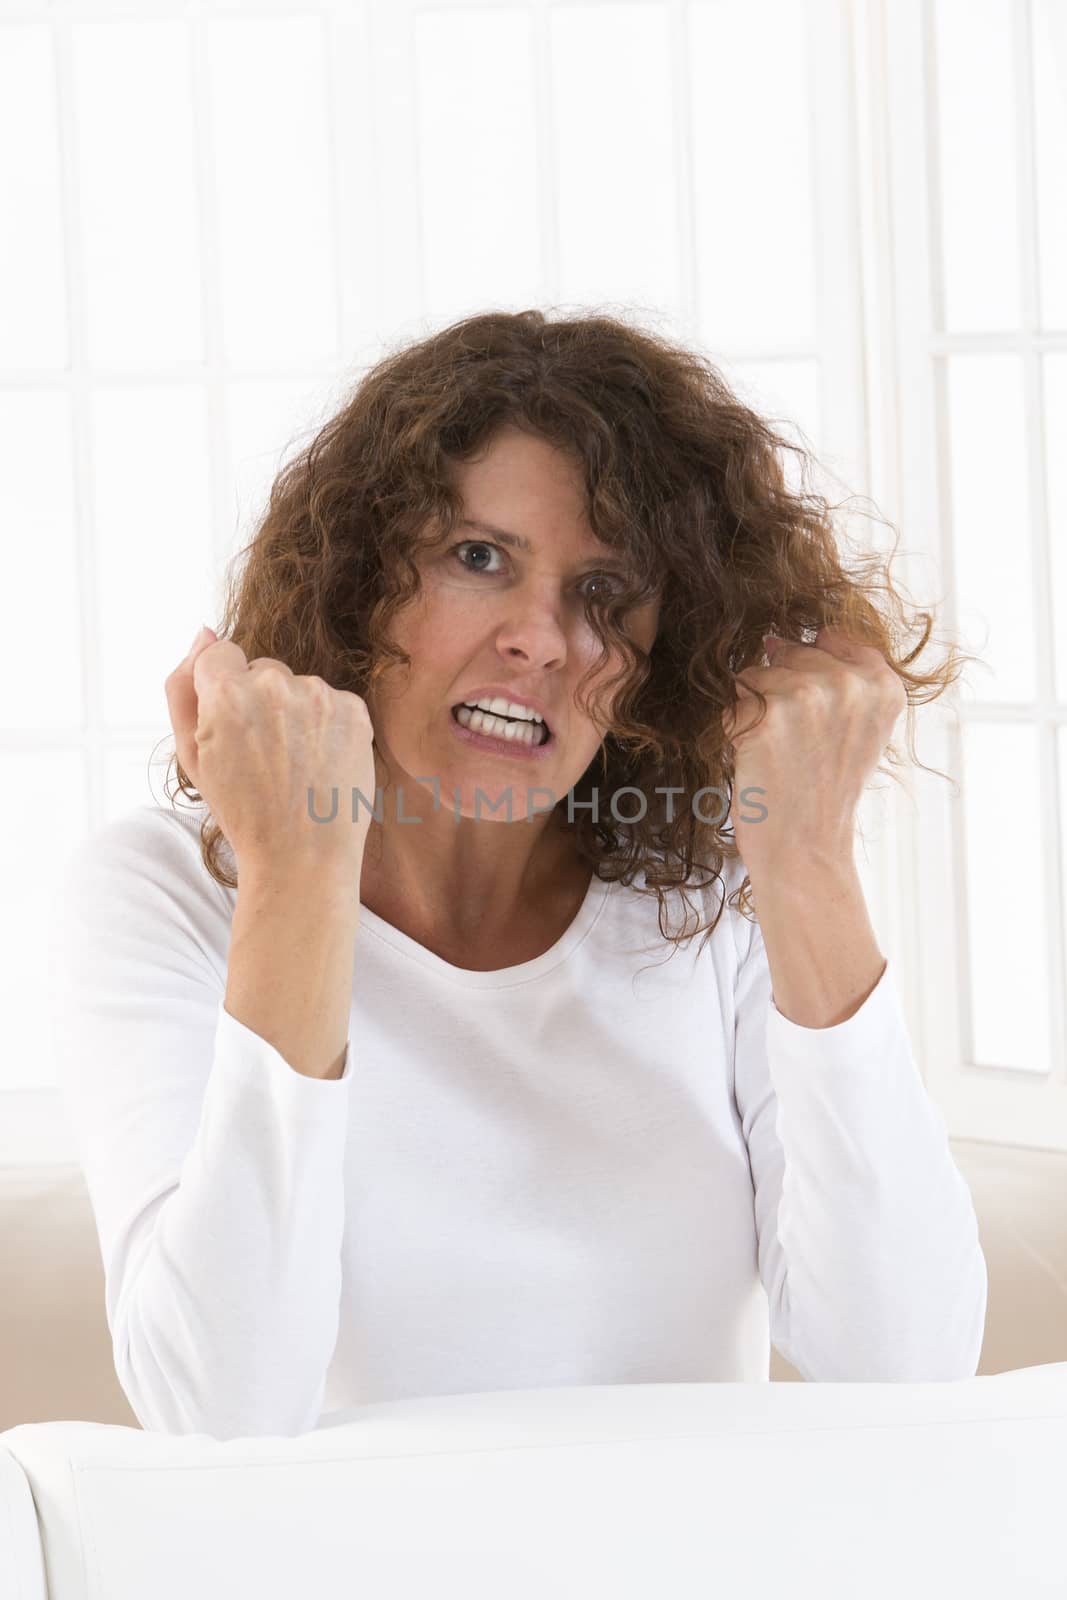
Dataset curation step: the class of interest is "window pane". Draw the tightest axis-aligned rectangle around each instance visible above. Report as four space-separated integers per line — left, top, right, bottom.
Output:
414 8 541 321
0 25 67 371
0 390 82 731
207 16 338 368
689 0 817 348
91 385 215 727
944 353 1036 703
550 3 680 320
1032 0 1067 331
933 0 1021 333
1042 353 1067 706
71 20 204 368
960 720 1051 1073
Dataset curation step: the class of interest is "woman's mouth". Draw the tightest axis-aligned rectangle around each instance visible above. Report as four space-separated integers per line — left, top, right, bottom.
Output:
450 701 555 756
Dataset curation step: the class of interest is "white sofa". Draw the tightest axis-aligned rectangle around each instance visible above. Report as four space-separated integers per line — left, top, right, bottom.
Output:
3 1366 1066 1599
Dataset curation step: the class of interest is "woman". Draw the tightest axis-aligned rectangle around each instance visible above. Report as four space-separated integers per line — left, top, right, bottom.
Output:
51 309 988 1441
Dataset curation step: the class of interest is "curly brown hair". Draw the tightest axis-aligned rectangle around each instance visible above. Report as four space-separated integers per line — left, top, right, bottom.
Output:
162 306 977 962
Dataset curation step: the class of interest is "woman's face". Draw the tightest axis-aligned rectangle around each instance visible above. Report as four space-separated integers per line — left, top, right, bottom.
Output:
366 425 661 821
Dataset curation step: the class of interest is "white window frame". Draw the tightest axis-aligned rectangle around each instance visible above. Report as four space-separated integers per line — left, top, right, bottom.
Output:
875 0 1066 1150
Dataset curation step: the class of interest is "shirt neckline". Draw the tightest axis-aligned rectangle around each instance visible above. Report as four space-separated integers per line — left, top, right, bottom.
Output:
355 868 615 989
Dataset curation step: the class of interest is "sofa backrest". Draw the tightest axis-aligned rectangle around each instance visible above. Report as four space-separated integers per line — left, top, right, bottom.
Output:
0 1164 139 1433
2 1367 1065 1599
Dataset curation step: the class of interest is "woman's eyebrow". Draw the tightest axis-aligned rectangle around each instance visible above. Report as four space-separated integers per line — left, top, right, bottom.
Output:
459 517 534 552
457 517 630 570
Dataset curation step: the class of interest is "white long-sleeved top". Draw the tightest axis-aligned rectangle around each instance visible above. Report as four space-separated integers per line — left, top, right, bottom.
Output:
48 802 987 1439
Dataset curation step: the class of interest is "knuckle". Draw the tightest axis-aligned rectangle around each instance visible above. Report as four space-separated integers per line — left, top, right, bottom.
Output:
254 664 291 695
214 674 246 707
793 678 823 707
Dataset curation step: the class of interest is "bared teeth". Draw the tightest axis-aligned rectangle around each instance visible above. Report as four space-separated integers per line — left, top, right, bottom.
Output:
463 701 541 724
453 704 550 744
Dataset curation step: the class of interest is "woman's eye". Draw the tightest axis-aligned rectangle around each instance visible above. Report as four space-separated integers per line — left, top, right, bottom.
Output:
452 540 501 575
582 573 623 601
451 541 622 600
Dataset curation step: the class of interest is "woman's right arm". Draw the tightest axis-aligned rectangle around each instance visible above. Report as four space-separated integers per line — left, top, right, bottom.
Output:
48 809 360 1442
226 861 361 1083
48 629 378 1440
167 624 376 1086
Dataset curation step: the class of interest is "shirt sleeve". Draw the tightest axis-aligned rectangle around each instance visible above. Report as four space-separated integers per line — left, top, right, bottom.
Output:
731 907 988 1381
46 806 355 1440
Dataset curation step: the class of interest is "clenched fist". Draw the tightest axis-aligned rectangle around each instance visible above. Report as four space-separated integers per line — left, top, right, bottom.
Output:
165 626 378 881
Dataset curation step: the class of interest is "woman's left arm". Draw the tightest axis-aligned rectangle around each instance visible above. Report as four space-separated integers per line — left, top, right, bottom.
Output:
725 625 987 1379
744 858 887 1028
733 914 988 1382
722 623 907 1026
